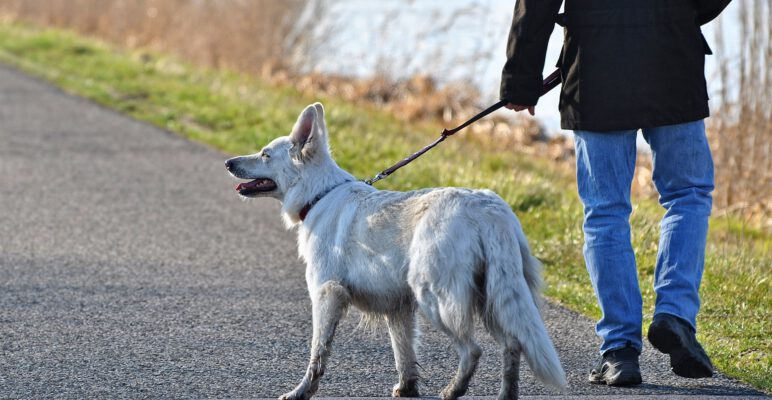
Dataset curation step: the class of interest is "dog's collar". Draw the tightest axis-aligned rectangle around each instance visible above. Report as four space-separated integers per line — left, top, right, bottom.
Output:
298 181 350 222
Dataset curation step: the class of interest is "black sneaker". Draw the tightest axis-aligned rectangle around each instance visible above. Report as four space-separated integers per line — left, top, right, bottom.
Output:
648 313 714 378
588 346 643 386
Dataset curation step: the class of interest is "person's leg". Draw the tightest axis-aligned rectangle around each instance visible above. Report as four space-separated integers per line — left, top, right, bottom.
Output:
574 129 642 354
642 119 715 378
642 119 714 329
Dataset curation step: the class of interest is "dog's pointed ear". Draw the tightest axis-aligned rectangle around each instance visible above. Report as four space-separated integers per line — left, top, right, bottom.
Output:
313 102 325 128
290 103 328 161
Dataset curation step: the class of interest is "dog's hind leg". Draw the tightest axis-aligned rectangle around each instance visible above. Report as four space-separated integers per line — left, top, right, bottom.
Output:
279 281 350 400
386 310 420 397
439 326 482 400
408 216 482 400
487 323 522 400
499 346 522 400
484 318 522 400
416 289 480 400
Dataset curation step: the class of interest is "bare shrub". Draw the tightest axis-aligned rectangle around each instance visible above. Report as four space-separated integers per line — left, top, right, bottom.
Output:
710 0 771 229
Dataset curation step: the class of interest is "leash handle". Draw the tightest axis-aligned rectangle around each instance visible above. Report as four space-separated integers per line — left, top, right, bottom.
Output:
365 69 562 186
541 68 561 96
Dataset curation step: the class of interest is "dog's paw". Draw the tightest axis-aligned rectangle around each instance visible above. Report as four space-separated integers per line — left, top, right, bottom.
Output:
278 390 310 400
392 382 420 397
439 385 465 400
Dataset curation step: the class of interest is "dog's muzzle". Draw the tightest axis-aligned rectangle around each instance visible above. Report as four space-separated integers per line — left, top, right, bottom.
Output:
225 158 277 196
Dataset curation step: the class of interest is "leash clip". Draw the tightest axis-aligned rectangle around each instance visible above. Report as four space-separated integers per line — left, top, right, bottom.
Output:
364 173 387 186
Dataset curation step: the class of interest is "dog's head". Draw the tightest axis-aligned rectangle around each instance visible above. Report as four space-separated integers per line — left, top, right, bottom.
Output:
225 102 332 202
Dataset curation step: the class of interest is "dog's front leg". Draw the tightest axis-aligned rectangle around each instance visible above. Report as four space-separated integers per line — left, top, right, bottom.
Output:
386 310 420 397
279 281 350 400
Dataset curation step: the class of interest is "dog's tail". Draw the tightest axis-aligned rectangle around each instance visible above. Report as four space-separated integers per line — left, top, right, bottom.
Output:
483 212 567 390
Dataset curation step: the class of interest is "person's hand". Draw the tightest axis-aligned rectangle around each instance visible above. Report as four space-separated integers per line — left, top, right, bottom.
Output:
505 103 535 116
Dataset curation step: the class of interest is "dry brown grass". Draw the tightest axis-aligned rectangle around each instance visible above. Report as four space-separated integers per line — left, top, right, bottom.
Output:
710 0 772 229
0 0 306 73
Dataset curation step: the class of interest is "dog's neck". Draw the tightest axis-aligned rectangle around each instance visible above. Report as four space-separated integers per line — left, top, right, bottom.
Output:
298 181 351 222
298 198 320 222
282 158 359 226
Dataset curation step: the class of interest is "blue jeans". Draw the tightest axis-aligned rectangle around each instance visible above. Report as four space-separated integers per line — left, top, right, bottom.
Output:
574 120 714 354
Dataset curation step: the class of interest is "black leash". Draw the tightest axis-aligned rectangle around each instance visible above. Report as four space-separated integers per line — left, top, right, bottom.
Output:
364 69 562 186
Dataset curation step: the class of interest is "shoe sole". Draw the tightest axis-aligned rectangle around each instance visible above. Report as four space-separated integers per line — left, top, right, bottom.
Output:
648 324 713 378
589 362 642 387
591 371 643 387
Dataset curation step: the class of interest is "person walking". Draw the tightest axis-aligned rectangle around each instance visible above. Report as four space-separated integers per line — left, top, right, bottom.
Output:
500 0 731 387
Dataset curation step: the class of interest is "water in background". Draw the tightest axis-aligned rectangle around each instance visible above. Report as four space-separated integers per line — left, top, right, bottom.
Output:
301 0 738 136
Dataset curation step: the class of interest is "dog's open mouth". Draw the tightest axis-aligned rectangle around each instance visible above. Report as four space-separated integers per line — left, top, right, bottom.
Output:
236 178 277 196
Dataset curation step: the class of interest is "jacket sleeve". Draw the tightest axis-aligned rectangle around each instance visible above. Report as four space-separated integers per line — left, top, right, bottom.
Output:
500 0 563 106
695 0 731 25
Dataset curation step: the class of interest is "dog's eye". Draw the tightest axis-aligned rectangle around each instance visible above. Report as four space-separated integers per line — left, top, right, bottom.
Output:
261 152 270 160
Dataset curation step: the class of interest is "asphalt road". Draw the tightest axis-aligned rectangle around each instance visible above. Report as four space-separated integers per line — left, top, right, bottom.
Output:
0 64 765 399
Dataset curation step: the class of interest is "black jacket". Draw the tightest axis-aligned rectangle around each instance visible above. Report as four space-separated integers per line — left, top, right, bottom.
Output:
500 0 731 132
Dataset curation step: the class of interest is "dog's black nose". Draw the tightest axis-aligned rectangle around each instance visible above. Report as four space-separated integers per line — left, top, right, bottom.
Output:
225 159 233 170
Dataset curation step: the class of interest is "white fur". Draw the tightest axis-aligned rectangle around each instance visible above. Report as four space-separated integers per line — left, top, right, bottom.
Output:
227 103 567 400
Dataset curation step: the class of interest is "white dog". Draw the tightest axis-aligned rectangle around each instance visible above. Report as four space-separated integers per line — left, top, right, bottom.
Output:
226 103 567 400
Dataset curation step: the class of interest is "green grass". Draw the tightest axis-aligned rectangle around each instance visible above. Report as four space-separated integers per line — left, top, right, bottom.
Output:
0 22 768 392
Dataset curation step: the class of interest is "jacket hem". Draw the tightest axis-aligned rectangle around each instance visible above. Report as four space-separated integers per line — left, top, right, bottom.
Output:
561 110 710 132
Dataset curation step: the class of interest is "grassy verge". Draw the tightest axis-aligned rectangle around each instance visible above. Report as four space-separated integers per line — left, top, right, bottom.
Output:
0 22 768 391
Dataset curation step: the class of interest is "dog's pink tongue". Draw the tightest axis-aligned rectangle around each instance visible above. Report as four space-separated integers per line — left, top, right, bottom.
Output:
236 180 258 191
